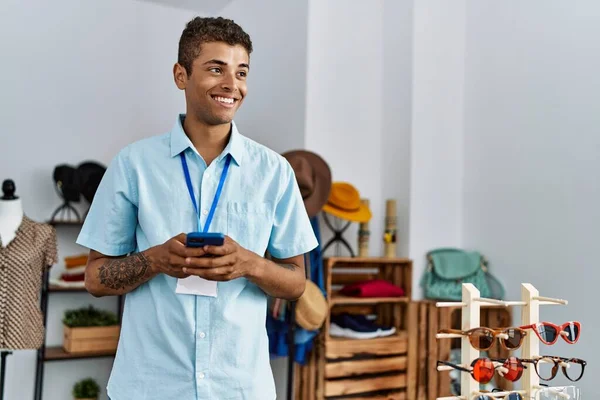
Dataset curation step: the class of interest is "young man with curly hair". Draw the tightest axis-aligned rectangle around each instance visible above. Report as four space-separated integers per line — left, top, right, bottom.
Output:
77 16 316 400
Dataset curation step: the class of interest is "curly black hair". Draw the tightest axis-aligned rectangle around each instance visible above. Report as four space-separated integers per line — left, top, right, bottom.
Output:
178 16 253 76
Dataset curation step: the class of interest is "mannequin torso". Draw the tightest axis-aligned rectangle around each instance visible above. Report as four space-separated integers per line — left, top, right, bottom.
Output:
0 200 23 247
0 179 24 247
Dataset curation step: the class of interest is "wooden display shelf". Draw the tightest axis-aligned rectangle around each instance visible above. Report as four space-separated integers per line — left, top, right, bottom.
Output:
329 391 407 400
295 257 414 399
325 257 412 265
49 284 87 292
326 331 408 359
331 293 409 306
325 373 407 397
44 346 115 361
46 220 84 227
325 355 407 379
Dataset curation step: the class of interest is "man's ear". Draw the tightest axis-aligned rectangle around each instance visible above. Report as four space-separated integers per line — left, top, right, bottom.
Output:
173 63 188 90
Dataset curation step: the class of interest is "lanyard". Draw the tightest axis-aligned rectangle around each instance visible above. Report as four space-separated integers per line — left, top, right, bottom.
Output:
180 153 231 232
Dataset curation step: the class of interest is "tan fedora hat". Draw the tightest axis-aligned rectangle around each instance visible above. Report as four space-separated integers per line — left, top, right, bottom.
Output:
322 182 372 223
282 150 332 217
295 280 328 331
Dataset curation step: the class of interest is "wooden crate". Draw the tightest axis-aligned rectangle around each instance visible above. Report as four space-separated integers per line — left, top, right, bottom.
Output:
318 257 413 400
63 325 120 353
411 301 514 399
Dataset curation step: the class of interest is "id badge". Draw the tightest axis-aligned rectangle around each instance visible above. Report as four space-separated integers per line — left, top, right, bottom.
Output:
175 276 217 297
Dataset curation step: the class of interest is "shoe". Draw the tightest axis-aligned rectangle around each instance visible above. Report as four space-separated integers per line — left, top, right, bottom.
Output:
330 314 396 339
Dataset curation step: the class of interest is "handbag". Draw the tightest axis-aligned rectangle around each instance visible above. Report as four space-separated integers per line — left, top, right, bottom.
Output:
420 248 505 301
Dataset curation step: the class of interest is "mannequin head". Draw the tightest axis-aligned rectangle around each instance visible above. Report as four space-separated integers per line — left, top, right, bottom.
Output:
1 179 18 200
0 179 23 219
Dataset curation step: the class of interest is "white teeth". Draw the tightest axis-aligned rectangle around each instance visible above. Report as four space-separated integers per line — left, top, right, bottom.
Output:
214 96 234 104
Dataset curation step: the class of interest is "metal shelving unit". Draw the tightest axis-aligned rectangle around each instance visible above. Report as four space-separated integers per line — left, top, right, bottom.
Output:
33 221 123 400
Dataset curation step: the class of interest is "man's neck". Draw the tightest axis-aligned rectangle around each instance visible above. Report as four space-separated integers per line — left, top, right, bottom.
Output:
183 115 231 165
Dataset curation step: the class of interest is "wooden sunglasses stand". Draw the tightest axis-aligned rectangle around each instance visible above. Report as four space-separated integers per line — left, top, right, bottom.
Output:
433 283 572 400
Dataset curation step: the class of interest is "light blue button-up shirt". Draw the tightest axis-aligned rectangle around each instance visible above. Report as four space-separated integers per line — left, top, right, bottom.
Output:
77 115 318 400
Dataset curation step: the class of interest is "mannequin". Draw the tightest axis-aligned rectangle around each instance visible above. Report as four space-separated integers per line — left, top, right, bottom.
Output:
0 179 24 247
0 179 23 399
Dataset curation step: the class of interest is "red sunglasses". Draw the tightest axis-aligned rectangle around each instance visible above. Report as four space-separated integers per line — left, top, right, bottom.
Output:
437 357 526 384
520 321 580 345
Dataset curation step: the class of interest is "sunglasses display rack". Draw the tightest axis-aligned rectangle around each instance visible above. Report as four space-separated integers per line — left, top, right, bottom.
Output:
433 282 576 400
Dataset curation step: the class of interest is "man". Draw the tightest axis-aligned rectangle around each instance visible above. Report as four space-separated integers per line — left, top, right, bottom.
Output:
77 16 317 400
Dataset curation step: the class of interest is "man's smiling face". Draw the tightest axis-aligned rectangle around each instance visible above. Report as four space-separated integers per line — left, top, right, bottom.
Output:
175 41 249 126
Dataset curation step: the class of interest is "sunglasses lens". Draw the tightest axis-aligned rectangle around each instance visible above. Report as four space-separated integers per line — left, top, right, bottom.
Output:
502 357 524 381
537 358 556 381
563 323 580 342
473 359 494 383
471 328 494 350
564 360 584 381
503 329 524 349
537 324 557 343
507 394 522 400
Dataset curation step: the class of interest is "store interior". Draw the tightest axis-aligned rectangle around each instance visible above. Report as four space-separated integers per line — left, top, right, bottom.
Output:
1 1 598 399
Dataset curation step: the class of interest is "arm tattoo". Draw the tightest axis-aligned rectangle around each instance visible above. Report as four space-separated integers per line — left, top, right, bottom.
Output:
98 252 150 290
277 263 297 271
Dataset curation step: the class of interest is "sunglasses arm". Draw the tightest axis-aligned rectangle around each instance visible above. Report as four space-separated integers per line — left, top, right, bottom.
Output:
473 390 527 399
532 295 568 305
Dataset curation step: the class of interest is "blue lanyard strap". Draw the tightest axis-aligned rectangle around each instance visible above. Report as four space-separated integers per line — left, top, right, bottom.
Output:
180 153 231 232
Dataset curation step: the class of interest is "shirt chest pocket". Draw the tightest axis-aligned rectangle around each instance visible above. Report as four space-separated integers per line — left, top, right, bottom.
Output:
227 202 273 255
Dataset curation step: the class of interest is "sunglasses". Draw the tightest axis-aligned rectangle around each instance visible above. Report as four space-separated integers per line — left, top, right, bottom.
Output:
437 357 526 384
439 327 527 351
474 390 523 400
520 321 580 345
521 356 587 382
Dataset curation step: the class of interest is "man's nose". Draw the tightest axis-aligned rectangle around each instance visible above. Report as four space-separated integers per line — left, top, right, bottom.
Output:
220 73 237 92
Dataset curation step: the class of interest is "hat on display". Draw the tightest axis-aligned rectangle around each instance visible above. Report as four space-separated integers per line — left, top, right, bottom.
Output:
76 161 106 204
322 182 371 223
295 280 328 331
282 150 332 217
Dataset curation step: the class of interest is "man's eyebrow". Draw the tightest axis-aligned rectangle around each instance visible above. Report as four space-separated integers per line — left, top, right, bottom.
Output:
203 59 250 69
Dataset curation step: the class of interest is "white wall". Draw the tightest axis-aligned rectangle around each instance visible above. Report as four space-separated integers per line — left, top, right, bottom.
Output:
0 0 308 399
0 1 194 399
409 0 466 296
382 0 413 259
305 0 384 260
463 1 600 395
219 0 309 154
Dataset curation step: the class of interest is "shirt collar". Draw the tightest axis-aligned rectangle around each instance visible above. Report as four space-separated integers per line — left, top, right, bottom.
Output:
169 114 243 166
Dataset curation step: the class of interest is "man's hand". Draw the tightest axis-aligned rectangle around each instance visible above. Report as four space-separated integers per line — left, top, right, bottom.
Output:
181 235 256 281
146 233 209 279
181 235 306 300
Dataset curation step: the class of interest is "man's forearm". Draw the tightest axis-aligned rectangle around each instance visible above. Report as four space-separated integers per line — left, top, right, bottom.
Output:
246 257 305 300
85 250 158 297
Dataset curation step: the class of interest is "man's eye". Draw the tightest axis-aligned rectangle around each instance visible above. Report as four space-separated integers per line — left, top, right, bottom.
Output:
209 67 221 73
238 71 247 78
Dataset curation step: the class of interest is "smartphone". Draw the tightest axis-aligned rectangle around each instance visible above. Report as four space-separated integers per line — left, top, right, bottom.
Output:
186 232 225 248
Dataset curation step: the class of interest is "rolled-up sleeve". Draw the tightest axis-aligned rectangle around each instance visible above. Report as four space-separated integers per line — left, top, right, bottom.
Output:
76 147 138 256
267 160 318 259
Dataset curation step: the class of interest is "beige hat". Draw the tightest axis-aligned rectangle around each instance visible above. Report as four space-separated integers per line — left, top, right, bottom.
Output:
295 280 328 331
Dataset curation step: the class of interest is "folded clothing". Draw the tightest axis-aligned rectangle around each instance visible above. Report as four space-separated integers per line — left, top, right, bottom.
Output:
339 279 405 298
64 254 88 269
330 313 396 339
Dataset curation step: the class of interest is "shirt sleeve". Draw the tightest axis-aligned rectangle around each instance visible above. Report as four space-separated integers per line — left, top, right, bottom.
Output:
267 160 318 259
76 147 138 256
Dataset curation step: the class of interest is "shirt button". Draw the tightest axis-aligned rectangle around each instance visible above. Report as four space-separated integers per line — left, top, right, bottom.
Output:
199 332 206 339
198 372 205 379
202 209 209 216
